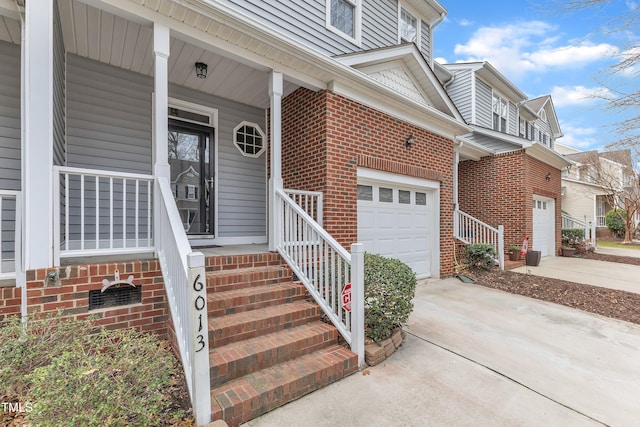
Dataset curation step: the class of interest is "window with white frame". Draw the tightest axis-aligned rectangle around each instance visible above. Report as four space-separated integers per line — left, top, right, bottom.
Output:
492 93 508 132
540 109 548 123
519 118 526 138
233 121 266 158
186 185 198 200
399 7 419 45
327 0 361 44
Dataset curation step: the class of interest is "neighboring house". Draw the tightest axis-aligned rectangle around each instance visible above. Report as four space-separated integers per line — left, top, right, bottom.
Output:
557 143 638 232
438 61 571 257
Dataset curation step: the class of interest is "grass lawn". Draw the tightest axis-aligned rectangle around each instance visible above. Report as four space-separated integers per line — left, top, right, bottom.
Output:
597 240 640 250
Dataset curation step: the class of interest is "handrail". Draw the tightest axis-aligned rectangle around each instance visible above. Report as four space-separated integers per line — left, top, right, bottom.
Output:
53 166 154 263
562 213 596 246
275 188 364 367
156 177 211 426
284 189 323 225
454 209 504 269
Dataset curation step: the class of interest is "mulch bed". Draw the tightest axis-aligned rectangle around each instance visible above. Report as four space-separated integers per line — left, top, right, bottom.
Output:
468 251 640 325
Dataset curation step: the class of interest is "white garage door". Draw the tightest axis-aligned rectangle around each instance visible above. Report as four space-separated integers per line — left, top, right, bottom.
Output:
357 170 439 279
532 196 555 257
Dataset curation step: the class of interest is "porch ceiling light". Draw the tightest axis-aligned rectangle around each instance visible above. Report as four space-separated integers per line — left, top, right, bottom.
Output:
195 62 208 79
404 134 414 148
546 172 552 182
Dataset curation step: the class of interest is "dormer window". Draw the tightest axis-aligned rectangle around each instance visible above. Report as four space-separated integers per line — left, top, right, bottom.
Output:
400 7 418 45
327 0 362 45
492 93 508 132
540 109 548 123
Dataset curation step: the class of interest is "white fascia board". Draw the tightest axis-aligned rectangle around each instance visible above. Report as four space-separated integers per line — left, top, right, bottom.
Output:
562 177 609 192
329 79 470 139
525 143 572 170
358 168 440 189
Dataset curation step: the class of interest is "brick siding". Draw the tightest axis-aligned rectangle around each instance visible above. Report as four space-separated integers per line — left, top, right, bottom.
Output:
281 88 456 276
458 150 562 254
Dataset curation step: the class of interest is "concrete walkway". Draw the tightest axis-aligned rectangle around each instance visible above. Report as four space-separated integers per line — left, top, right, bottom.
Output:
596 245 640 258
512 252 640 294
245 279 640 426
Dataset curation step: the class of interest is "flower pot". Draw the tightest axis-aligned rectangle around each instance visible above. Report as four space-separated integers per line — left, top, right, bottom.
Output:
508 251 521 261
525 250 541 266
561 247 576 257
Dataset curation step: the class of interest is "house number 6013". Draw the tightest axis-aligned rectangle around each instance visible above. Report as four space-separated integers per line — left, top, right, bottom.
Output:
193 273 206 353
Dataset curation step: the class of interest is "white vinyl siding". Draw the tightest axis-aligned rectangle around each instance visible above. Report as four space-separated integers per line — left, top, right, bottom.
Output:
445 69 473 124
0 41 21 192
420 19 431 61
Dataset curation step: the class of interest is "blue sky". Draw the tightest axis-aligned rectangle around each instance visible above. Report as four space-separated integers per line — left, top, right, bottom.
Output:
432 0 638 152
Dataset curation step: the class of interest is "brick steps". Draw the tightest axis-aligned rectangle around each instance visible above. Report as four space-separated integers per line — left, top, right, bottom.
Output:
210 344 359 426
207 282 307 317
208 321 339 387
203 253 358 426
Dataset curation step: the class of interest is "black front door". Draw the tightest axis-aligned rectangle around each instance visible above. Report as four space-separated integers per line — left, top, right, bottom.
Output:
168 120 215 235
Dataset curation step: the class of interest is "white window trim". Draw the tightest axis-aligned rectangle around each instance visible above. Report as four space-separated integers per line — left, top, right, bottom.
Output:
398 2 421 49
233 121 266 158
326 0 362 46
492 91 509 133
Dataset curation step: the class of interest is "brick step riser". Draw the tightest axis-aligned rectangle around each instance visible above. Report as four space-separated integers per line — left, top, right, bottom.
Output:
209 326 339 387
205 253 286 272
206 267 294 293
207 285 309 317
211 346 359 426
208 307 321 347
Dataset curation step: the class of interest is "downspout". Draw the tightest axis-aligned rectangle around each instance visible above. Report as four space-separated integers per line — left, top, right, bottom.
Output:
428 12 446 69
453 137 463 211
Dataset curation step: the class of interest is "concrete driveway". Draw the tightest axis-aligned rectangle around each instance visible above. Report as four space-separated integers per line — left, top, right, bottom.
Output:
513 247 640 294
245 279 640 426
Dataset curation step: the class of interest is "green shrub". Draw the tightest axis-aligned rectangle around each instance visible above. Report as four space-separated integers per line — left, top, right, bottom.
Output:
561 228 585 247
363 253 417 343
0 314 187 427
605 209 626 237
465 243 497 270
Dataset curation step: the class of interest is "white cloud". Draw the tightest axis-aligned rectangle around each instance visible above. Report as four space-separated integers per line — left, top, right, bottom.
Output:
458 19 473 27
452 21 618 80
558 122 601 150
551 85 615 107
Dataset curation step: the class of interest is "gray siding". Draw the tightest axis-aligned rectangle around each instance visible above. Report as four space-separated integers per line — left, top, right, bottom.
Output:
475 77 492 129
465 133 521 153
0 41 21 192
53 0 66 166
66 54 153 174
420 19 431 62
533 117 553 147
223 0 424 56
445 69 472 124
169 85 267 238
508 101 517 136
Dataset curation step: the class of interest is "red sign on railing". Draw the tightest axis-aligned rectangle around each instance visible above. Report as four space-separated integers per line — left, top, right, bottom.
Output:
341 283 352 313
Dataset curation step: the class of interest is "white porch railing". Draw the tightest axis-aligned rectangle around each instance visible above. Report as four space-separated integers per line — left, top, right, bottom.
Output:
596 216 606 227
275 188 364 367
562 213 596 246
454 209 504 269
53 166 154 262
0 190 22 281
156 177 211 426
284 189 323 226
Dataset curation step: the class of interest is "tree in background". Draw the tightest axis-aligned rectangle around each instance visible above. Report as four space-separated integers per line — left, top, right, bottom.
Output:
542 0 639 150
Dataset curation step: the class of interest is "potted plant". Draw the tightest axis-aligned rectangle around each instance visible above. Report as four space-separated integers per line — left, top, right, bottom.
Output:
508 245 521 261
561 230 582 257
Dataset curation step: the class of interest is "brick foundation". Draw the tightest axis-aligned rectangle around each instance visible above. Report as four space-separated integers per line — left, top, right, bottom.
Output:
0 285 21 319
281 88 456 276
459 150 562 255
20 259 167 337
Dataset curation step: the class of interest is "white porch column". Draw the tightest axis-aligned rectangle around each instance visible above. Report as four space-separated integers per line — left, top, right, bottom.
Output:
24 0 54 269
268 72 283 251
153 23 170 253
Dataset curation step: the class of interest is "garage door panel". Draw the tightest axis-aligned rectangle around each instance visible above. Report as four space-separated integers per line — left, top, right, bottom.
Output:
357 177 437 279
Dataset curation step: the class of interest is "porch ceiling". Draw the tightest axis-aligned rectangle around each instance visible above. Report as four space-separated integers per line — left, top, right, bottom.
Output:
57 0 299 108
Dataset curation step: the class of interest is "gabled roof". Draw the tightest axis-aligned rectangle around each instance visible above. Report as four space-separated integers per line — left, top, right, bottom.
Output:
443 61 527 102
523 95 563 138
336 44 465 122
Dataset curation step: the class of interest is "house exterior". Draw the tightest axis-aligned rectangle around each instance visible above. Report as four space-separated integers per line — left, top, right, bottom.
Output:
0 0 573 424
438 61 571 257
557 143 639 235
